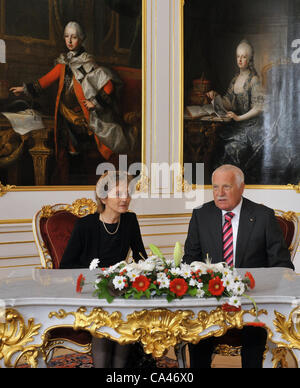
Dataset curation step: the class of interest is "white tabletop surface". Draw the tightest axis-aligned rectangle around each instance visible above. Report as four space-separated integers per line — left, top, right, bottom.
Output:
1 267 299 309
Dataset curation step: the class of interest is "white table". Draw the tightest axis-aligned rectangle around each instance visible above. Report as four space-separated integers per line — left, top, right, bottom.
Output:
1 267 300 368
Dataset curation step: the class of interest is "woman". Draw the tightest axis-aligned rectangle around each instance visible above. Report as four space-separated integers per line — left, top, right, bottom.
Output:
10 21 132 183
60 170 147 368
60 170 147 268
207 40 265 183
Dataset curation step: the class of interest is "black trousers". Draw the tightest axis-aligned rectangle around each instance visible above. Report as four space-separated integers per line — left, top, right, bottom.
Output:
188 326 267 368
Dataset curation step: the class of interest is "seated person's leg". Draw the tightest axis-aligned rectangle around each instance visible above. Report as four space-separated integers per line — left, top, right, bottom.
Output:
241 326 267 368
112 343 132 368
188 337 216 368
92 337 114 368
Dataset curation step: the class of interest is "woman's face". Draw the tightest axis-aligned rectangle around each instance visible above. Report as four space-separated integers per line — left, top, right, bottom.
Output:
236 45 251 71
101 182 131 215
64 27 81 51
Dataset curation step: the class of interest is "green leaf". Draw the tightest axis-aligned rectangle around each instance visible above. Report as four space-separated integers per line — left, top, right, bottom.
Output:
166 292 176 303
149 244 164 259
95 278 115 303
188 287 198 297
148 243 167 266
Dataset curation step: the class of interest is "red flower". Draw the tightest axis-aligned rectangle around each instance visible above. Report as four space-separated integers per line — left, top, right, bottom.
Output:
132 275 151 292
222 303 241 312
76 274 85 293
245 272 255 289
169 278 188 297
208 276 225 296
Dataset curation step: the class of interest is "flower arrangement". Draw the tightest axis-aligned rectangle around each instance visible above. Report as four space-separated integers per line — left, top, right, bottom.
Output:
77 243 256 308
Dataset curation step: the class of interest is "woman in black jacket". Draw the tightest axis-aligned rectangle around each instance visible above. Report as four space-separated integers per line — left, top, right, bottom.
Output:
60 170 147 367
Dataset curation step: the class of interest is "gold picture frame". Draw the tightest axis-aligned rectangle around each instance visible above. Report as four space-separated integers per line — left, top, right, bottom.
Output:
180 0 300 191
0 0 146 192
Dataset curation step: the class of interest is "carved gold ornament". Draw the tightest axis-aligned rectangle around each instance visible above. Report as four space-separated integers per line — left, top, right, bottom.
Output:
65 198 98 217
49 306 267 358
40 198 97 219
272 306 300 350
271 347 289 368
0 309 41 368
0 181 16 198
135 172 149 193
176 168 193 193
288 183 300 193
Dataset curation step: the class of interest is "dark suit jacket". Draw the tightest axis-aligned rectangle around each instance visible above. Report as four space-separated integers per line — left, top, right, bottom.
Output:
60 212 147 269
183 198 294 269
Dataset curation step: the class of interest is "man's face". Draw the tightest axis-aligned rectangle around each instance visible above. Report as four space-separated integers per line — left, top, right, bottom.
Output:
64 27 81 51
212 170 244 211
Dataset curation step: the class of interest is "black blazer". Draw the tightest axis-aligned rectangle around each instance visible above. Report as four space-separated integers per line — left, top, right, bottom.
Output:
60 212 147 269
183 198 294 269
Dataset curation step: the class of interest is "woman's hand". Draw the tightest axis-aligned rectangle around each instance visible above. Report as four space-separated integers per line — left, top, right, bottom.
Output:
226 111 240 121
9 86 24 96
206 90 218 100
83 100 96 110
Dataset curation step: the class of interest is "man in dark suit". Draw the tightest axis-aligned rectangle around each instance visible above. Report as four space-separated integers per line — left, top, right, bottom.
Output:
183 164 294 368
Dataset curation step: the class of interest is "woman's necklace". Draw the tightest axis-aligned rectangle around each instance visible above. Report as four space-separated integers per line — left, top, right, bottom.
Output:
99 214 120 235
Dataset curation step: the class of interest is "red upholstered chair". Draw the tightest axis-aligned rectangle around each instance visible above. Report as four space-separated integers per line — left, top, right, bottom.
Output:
32 198 97 364
33 198 97 269
275 210 300 262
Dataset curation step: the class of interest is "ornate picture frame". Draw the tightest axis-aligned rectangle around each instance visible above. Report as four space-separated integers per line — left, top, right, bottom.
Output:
0 0 145 190
182 0 300 187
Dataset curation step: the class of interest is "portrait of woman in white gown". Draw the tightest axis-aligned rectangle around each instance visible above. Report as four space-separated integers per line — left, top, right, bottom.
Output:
207 40 265 183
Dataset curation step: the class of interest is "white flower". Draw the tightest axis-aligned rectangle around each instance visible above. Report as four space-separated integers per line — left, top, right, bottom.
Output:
112 276 126 290
170 267 181 276
190 261 207 275
228 295 241 308
179 264 192 279
124 262 139 273
105 261 126 275
208 262 226 272
127 270 140 281
196 281 204 290
137 260 156 273
158 277 170 289
189 278 198 287
196 288 205 298
222 274 235 290
89 258 100 271
231 282 245 296
221 267 234 278
156 273 170 288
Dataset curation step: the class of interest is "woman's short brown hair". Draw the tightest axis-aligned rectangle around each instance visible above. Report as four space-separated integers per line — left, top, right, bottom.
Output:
95 170 134 213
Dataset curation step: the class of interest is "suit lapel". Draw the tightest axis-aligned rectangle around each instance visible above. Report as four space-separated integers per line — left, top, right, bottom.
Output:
235 198 256 267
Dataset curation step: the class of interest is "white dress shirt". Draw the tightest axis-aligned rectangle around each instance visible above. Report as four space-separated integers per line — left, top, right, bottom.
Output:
222 198 243 267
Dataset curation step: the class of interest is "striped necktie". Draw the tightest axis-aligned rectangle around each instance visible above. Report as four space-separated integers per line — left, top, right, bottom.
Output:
223 212 235 266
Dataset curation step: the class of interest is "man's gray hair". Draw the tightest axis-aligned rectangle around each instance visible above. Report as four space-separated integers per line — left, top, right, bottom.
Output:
212 164 245 187
64 21 86 42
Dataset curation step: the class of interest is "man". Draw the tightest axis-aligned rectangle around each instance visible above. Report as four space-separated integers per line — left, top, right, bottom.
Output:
184 164 294 368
